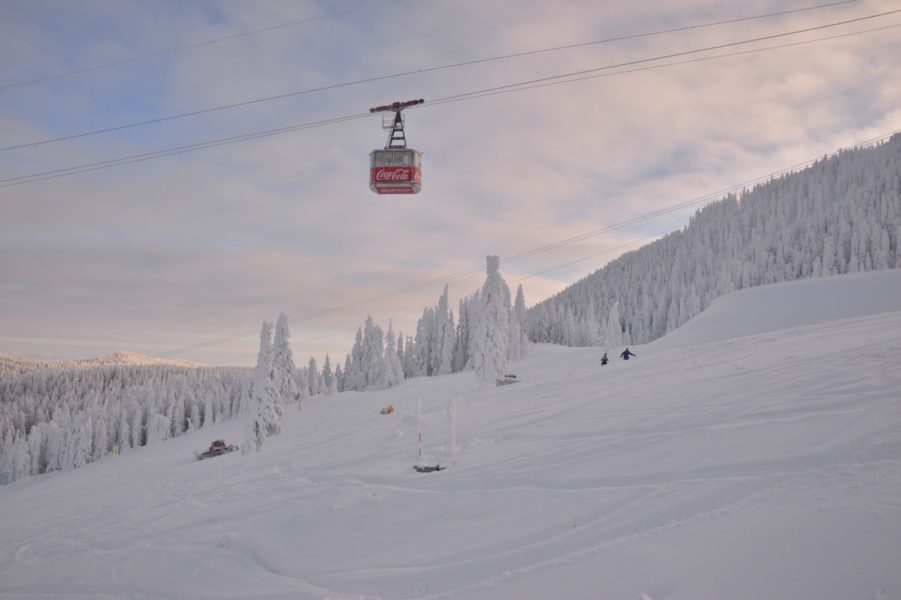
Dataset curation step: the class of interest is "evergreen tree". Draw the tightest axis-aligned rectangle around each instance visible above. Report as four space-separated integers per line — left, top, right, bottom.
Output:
401 335 418 379
335 365 344 392
145 412 170 446
362 316 386 389
344 328 365 391
273 312 299 406
321 355 334 395
307 357 320 397
473 256 512 384
510 284 529 359
435 285 455 375
383 322 405 388
243 322 281 454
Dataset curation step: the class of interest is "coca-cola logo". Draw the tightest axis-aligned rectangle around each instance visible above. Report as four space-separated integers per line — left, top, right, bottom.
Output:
374 167 412 182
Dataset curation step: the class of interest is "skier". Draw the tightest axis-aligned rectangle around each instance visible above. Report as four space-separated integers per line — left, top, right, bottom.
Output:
600 353 609 366
620 348 636 360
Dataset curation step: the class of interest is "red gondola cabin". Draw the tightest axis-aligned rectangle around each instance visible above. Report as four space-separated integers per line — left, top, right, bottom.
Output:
369 99 424 195
370 148 422 194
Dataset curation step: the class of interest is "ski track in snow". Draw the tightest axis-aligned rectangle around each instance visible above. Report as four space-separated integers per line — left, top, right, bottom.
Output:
2 273 901 599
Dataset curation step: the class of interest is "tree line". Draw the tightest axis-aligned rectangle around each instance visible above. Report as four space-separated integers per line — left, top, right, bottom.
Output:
338 256 529 391
0 364 247 483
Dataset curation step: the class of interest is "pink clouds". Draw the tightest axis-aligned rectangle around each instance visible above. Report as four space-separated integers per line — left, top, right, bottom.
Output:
1 0 899 364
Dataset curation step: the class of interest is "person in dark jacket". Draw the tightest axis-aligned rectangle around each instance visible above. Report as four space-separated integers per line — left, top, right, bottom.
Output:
620 348 636 360
600 353 609 365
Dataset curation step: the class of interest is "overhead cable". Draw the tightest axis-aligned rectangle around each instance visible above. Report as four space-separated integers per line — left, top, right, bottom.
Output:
424 11 901 105
425 23 901 108
0 0 864 152
2 18 898 189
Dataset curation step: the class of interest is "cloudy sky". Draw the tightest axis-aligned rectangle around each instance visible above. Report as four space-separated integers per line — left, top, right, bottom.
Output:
1 0 899 366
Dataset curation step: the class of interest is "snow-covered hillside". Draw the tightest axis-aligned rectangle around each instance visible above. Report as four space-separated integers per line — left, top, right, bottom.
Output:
1 271 900 599
652 269 901 350
529 135 901 348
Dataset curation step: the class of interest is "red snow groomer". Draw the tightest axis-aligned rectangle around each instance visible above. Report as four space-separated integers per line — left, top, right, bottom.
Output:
196 439 238 460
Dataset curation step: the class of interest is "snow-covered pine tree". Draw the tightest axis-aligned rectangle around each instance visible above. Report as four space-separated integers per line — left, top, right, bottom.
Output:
397 334 407 377
344 328 365 391
465 289 483 369
4 434 29 483
273 312 299 406
294 365 308 409
472 256 512 384
438 309 456 375
435 285 455 375
243 321 281 454
362 316 386 389
509 284 529 360
334 363 344 393
383 322 404 388
145 412 170 446
321 355 334 395
452 297 471 372
307 357 320 397
414 307 435 377
401 335 417 379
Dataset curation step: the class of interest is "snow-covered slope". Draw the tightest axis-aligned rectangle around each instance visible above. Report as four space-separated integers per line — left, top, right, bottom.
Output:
2 272 900 599
651 269 901 350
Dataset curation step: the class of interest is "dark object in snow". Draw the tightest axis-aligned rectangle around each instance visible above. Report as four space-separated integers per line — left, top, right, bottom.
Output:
496 374 519 386
196 439 238 460
601 353 609 365
413 464 445 473
620 348 637 360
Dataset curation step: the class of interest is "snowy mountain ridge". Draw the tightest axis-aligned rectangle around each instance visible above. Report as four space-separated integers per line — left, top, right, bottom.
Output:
81 350 202 368
0 350 203 378
2 270 900 599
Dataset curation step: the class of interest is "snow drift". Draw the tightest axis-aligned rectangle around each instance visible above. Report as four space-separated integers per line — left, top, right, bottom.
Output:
1 271 900 599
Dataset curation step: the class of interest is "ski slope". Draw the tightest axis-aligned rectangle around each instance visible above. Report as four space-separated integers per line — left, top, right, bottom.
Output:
651 269 901 350
2 271 901 599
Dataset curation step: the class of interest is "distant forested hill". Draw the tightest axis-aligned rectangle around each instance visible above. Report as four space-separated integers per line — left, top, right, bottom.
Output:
0 352 201 379
528 135 901 347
